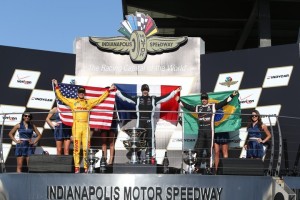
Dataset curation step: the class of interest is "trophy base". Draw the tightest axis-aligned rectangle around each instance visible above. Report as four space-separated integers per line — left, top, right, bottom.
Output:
113 163 157 174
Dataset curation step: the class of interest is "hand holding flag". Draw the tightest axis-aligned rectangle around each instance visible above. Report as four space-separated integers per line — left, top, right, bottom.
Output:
52 80 116 130
115 83 181 125
180 91 241 134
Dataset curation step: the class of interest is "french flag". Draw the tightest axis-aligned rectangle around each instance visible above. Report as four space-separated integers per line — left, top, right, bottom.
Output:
114 83 180 125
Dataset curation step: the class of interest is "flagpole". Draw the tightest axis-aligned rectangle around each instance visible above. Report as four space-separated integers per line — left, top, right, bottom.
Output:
52 82 61 120
52 82 55 92
181 109 185 174
52 82 57 106
52 81 58 115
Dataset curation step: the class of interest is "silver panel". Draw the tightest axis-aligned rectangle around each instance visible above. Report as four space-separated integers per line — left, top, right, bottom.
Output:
0 174 274 200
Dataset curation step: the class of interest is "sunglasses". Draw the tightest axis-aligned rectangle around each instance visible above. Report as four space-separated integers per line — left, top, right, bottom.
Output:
23 115 31 118
252 115 258 118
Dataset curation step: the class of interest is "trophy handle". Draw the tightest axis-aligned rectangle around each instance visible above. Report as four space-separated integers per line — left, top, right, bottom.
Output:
123 140 130 149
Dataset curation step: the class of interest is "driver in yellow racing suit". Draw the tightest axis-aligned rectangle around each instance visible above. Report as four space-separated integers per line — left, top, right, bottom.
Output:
52 79 115 173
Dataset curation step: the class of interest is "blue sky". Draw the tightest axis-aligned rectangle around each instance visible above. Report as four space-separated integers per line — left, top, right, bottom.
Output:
0 1 123 53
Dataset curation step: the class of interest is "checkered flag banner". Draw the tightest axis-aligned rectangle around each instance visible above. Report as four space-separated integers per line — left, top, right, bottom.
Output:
136 12 148 31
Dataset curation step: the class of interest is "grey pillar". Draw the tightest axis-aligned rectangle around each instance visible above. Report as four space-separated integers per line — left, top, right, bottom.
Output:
258 0 272 47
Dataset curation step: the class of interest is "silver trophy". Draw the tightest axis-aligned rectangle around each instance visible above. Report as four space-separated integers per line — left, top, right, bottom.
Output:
85 149 99 173
183 149 197 174
123 128 147 164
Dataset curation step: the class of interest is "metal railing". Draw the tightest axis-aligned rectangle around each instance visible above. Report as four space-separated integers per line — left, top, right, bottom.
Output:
0 110 299 176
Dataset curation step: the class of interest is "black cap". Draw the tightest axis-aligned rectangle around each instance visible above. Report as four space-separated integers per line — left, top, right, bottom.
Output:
201 92 209 100
141 84 149 91
78 87 86 94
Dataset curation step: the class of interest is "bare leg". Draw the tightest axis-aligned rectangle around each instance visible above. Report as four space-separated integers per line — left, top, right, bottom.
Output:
214 143 220 172
16 157 24 173
100 131 108 159
63 139 71 155
26 156 30 170
222 144 229 158
108 131 115 165
56 141 63 155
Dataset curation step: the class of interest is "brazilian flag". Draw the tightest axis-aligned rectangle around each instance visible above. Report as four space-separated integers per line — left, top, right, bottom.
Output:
180 91 241 139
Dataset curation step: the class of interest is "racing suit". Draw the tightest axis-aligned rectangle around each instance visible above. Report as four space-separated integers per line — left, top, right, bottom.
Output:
181 95 233 169
55 87 109 169
116 90 177 158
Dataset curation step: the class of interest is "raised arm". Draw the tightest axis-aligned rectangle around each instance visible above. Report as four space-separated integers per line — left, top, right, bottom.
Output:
215 91 238 110
87 90 110 110
115 88 137 104
176 95 197 112
180 101 197 112
52 79 74 108
155 87 181 105
87 85 118 110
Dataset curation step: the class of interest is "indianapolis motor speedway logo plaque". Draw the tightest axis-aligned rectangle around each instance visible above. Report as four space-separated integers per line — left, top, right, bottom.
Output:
219 77 238 87
89 12 188 63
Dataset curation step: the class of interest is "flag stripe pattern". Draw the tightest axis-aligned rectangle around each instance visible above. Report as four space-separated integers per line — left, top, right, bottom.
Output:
56 83 116 130
115 83 179 124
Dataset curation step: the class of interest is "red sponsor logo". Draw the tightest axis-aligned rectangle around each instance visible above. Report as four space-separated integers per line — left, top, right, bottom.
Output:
75 107 88 110
2 116 18 121
239 94 255 104
17 75 32 84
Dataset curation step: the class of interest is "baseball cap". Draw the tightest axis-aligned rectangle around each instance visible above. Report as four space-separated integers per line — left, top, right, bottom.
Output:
201 92 209 100
78 87 86 94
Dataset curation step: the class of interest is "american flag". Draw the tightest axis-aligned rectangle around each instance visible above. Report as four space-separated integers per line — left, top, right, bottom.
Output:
56 83 116 130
